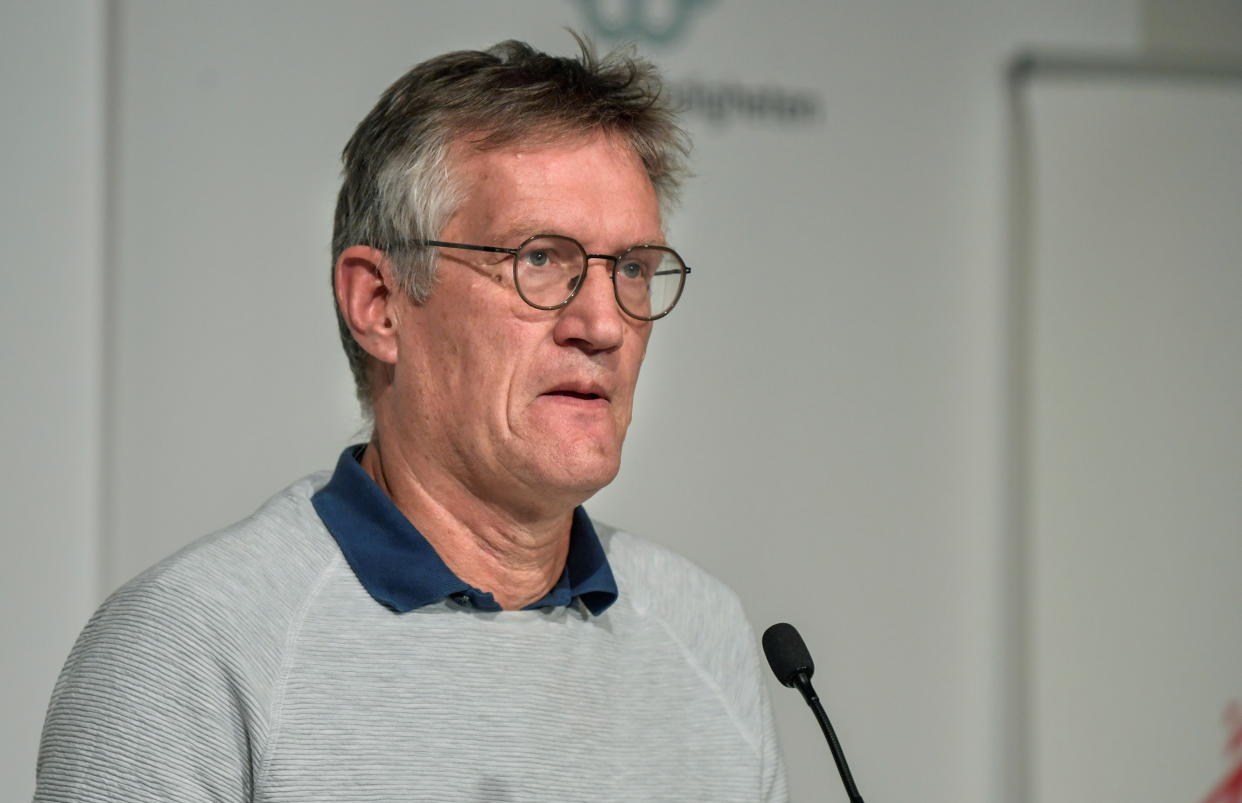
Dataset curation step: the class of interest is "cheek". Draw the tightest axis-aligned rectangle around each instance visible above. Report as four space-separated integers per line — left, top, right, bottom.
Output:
624 332 651 390
474 327 544 419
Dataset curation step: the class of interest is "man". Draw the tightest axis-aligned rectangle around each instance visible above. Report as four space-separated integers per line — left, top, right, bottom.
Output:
36 38 787 802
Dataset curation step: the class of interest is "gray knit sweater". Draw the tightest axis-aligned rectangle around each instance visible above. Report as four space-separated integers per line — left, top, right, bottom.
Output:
35 474 788 801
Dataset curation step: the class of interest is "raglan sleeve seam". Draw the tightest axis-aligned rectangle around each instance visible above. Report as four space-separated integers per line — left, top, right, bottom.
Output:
252 551 345 793
639 603 766 762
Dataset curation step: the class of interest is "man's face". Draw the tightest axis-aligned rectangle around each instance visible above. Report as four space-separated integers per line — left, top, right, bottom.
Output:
386 133 660 515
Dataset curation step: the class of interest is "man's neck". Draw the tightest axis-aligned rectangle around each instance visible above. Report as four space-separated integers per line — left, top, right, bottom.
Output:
359 437 574 611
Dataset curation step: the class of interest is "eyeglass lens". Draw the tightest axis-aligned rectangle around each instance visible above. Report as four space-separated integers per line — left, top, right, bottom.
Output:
513 235 685 320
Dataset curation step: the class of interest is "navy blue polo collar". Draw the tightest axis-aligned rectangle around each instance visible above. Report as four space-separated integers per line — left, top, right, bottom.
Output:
311 445 618 616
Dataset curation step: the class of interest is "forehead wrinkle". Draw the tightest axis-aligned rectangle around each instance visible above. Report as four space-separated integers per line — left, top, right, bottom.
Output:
451 137 666 250
493 218 560 244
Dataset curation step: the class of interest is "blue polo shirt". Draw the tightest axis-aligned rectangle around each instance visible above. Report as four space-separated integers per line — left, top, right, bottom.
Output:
311 445 618 615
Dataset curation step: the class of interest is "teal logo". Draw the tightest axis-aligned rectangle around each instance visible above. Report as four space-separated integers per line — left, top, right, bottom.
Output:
575 0 714 47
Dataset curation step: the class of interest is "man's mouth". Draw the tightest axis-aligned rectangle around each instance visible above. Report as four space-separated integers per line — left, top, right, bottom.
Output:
541 383 610 403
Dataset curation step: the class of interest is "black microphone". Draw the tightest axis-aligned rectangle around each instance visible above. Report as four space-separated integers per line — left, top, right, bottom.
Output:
762 622 865 803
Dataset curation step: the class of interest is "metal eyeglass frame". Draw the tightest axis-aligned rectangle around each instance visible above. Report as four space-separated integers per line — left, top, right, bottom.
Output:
414 234 691 321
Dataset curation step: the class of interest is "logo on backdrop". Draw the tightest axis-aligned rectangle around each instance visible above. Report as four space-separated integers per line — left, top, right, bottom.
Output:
573 0 823 128
1202 701 1242 803
574 0 714 47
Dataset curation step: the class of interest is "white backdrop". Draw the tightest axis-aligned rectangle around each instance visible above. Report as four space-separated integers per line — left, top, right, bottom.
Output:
0 2 1169 801
0 2 103 798
1019 70 1242 803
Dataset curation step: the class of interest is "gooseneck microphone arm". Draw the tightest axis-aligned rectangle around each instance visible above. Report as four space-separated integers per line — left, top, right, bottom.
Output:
791 668 864 803
762 623 865 803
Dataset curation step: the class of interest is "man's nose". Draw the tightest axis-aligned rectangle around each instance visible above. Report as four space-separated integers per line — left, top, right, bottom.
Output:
551 259 626 353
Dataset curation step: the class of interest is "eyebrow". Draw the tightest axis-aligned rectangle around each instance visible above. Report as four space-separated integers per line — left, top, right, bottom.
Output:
492 223 669 250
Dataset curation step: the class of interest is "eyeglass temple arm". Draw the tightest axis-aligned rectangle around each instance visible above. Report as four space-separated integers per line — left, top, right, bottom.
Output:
415 239 518 256
419 240 689 276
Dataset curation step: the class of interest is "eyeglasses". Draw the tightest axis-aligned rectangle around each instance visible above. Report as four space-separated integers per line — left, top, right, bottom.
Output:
415 234 691 321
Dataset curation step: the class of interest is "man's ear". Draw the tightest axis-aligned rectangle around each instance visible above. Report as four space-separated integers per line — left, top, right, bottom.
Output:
334 245 402 365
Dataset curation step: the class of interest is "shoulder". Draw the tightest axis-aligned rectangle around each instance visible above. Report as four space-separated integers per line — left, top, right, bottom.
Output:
594 523 776 760
37 473 343 800
61 470 342 691
596 522 749 626
595 522 760 684
105 472 340 636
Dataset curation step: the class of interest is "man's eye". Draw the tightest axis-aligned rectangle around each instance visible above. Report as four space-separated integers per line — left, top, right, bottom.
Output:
525 250 550 267
619 261 645 280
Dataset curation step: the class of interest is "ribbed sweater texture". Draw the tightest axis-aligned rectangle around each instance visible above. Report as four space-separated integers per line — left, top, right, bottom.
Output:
35 473 788 801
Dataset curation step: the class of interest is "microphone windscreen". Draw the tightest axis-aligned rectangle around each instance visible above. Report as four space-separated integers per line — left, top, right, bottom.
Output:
762 622 815 687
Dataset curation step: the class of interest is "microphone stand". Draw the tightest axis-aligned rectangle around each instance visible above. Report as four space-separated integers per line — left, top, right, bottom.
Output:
791 670 864 803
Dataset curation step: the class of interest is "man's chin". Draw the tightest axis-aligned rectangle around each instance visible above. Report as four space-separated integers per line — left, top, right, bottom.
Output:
524 440 621 501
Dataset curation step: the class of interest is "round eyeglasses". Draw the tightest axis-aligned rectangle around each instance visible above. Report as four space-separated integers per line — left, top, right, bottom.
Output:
415 234 691 321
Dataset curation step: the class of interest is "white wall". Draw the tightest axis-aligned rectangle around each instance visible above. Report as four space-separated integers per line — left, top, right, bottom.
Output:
2 2 1178 801
1022 74 1242 803
0 1 105 797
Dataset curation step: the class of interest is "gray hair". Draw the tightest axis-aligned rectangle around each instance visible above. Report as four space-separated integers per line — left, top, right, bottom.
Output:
331 35 690 411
